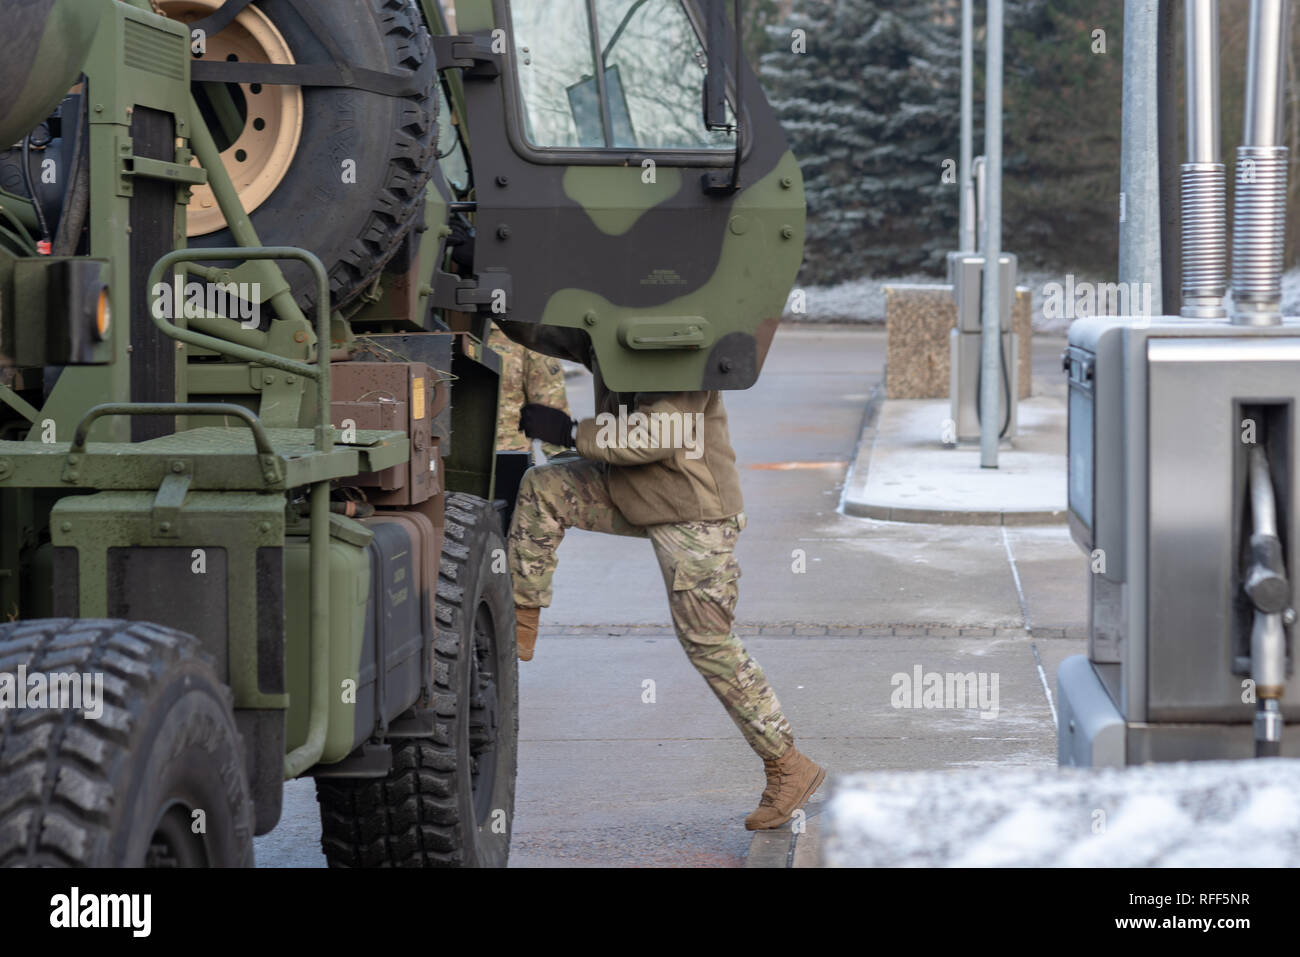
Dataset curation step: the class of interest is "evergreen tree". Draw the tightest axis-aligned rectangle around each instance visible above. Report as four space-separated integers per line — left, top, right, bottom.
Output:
1000 0 1123 277
760 0 964 284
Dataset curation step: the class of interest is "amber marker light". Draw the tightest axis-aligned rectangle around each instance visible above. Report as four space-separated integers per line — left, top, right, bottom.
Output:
94 287 111 341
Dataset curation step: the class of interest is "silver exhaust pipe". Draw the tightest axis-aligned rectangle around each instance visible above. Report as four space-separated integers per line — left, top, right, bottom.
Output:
1182 0 1227 319
1232 0 1290 325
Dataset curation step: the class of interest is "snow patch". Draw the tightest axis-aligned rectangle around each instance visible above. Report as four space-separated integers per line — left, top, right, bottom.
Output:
784 267 1300 332
825 759 1300 867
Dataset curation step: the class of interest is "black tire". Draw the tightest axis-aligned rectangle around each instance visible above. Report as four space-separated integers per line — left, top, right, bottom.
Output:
315 493 517 867
185 0 439 313
0 619 254 867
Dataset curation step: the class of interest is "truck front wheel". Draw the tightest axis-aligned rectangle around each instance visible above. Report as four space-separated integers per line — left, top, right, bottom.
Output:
0 619 254 867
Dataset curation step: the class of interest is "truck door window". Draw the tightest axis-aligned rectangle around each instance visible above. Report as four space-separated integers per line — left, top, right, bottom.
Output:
436 83 470 191
510 0 604 147
595 0 732 149
510 0 734 152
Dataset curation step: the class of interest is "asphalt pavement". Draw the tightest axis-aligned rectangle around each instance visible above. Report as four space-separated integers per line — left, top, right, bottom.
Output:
254 325 1087 868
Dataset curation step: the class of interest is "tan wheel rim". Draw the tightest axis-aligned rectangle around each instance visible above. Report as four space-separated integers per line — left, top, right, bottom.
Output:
160 0 304 236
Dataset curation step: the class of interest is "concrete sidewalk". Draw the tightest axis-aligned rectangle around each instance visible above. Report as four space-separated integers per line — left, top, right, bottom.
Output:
842 393 1068 526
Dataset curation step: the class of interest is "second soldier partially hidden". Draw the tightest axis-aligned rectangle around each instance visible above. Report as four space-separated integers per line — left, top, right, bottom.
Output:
487 326 572 456
495 319 825 832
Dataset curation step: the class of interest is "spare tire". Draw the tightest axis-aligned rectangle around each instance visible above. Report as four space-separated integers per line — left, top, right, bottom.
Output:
164 0 439 313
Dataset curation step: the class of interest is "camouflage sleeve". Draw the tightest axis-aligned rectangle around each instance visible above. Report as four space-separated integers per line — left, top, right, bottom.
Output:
523 349 571 417
487 327 529 452
494 319 591 369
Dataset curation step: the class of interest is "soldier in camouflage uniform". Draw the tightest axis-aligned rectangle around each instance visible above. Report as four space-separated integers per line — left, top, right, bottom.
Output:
487 326 571 454
496 320 825 831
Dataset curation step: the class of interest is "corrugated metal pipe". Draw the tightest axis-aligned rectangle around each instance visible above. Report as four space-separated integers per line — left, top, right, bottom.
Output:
1181 0 1227 318
1232 0 1290 325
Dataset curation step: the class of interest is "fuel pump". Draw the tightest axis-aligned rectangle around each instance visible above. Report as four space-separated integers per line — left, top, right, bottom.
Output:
1058 0 1300 767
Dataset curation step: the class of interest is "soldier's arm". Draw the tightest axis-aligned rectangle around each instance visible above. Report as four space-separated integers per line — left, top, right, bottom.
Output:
523 350 572 416
574 393 692 465
494 319 591 369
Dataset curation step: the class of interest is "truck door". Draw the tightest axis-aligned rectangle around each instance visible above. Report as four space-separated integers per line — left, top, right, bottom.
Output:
449 0 805 392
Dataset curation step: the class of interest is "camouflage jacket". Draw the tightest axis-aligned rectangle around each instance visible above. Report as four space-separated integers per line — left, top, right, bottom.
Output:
487 326 572 454
493 320 744 526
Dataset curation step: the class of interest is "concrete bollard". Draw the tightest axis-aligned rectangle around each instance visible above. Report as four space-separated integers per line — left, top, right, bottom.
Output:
884 284 1032 400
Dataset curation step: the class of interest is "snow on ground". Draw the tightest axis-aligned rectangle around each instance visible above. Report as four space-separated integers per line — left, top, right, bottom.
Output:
781 267 1088 330
782 273 935 325
1276 267 1300 315
824 759 1300 867
783 266 1300 334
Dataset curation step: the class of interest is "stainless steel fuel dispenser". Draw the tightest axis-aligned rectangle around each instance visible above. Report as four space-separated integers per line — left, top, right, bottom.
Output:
1058 0 1297 767
947 252 1018 444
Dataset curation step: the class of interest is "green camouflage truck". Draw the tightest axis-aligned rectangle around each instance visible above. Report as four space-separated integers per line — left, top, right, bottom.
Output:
0 0 804 866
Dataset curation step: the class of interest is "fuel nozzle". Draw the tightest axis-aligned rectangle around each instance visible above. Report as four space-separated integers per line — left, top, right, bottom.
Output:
1251 611 1287 756
1256 698 1283 757
1245 444 1289 756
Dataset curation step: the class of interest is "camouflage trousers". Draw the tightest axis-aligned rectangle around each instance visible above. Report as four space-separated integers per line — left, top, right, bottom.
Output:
508 458 795 761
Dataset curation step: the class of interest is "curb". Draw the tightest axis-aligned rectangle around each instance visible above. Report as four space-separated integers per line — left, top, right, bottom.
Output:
836 380 886 518
743 796 827 868
843 501 1068 526
743 829 794 868
840 387 1067 526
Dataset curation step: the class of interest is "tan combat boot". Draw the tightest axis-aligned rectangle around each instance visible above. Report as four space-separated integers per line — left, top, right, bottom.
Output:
744 747 826 831
516 606 540 661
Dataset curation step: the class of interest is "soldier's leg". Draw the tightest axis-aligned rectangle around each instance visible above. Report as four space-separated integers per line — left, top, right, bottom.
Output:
648 515 823 829
646 515 794 761
508 457 646 658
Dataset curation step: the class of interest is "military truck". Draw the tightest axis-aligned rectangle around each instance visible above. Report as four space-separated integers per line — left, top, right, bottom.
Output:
0 0 804 866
